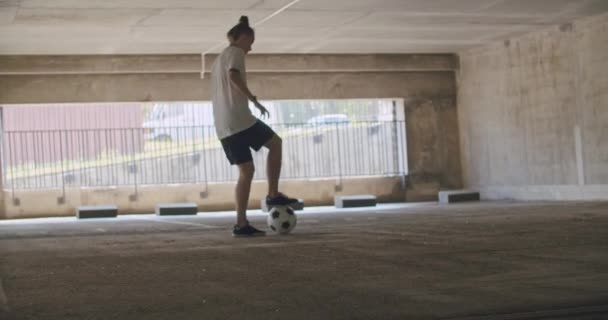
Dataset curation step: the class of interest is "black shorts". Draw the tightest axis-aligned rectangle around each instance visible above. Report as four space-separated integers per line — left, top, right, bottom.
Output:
220 120 276 165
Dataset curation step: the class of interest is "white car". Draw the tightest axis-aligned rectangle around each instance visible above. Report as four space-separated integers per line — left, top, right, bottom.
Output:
143 103 215 141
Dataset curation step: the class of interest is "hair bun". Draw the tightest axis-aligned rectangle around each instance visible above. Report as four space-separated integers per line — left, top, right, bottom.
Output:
239 16 249 26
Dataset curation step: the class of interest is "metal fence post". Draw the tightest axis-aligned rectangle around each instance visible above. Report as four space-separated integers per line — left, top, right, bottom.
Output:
335 123 343 191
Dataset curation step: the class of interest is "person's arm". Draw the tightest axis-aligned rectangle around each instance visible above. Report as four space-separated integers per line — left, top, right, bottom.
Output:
229 69 255 101
229 69 269 118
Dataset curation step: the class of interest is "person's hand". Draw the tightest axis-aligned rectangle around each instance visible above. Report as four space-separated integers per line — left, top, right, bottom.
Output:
254 100 270 119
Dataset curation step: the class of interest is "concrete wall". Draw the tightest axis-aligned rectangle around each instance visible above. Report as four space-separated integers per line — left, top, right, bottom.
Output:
0 54 461 218
1 176 405 219
458 13 608 200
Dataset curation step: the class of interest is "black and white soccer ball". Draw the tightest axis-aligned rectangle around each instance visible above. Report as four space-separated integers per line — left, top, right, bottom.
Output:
267 205 297 234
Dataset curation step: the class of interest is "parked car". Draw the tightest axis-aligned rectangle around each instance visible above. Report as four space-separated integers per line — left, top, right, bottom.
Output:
143 103 215 141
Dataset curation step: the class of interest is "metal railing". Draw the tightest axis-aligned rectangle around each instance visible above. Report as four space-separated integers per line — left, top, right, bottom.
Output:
1 121 407 191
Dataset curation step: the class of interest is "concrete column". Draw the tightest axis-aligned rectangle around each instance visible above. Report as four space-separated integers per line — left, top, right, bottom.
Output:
0 107 6 219
405 97 463 201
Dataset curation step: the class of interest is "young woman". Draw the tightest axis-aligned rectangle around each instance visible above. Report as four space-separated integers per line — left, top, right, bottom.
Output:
211 16 298 237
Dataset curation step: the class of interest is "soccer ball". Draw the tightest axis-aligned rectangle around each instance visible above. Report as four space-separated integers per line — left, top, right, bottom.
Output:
267 205 297 234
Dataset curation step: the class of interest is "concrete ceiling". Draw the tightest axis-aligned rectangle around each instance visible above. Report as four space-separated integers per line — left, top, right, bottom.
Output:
1 0 608 55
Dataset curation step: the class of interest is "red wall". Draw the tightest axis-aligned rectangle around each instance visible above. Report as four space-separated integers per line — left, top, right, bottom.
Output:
3 103 145 165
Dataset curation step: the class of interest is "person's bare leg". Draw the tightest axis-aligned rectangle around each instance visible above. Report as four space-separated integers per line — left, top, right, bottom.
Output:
264 135 282 197
236 161 255 227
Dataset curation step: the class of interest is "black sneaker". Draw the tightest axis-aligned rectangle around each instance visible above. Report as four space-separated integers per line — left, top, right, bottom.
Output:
266 192 299 206
232 224 266 237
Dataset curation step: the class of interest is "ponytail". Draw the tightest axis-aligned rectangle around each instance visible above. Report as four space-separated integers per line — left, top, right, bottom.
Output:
227 16 255 41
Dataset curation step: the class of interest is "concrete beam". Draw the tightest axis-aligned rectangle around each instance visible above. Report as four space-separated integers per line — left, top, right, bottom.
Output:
207 54 459 73
0 55 199 75
0 72 455 104
0 54 458 75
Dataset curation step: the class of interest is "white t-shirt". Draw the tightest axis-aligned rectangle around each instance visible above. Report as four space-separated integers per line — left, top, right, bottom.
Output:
211 45 257 139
